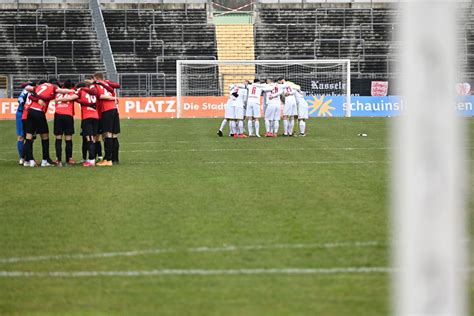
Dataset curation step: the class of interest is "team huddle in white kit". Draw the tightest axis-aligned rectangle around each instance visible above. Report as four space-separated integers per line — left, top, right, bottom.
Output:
217 77 309 138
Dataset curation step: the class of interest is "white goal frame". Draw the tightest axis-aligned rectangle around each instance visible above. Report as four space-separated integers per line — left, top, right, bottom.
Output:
176 59 351 118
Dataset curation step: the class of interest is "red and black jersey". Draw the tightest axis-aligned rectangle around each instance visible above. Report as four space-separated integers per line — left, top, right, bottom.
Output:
55 91 75 117
96 80 120 94
22 98 32 120
76 88 99 120
29 83 58 112
94 80 119 113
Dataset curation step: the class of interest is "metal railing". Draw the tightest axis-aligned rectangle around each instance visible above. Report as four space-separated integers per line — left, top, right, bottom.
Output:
358 22 398 39
0 24 49 46
314 38 365 58
117 72 167 97
35 9 93 31
0 56 58 77
104 6 205 29
255 22 399 43
315 8 375 29
156 55 216 73
10 74 46 98
110 39 165 56
148 23 215 48
57 74 93 84
357 54 397 74
254 23 321 43
42 40 102 63
105 9 163 29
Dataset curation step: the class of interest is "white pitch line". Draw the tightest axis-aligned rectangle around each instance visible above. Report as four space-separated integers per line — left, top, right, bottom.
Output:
0 267 393 278
122 147 390 153
0 241 382 264
0 147 388 156
131 160 387 165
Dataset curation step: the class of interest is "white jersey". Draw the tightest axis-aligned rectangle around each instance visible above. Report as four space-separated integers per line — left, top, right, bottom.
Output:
224 91 237 119
294 89 307 106
229 84 247 108
247 83 272 105
279 84 297 105
295 90 309 119
265 84 284 106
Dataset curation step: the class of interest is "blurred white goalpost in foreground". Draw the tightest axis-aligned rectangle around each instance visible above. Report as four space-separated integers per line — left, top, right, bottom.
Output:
393 0 468 315
176 59 351 118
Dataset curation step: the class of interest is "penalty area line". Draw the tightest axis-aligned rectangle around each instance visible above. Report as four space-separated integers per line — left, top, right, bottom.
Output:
0 267 393 278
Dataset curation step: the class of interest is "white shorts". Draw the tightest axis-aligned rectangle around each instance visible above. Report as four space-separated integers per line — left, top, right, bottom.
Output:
234 106 244 120
224 100 234 119
298 102 309 119
245 102 261 118
265 103 281 121
283 101 298 116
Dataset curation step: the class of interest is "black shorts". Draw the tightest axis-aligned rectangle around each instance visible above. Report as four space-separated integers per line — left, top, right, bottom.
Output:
81 118 99 137
25 109 49 134
98 119 103 135
54 114 75 136
101 109 120 134
21 119 27 137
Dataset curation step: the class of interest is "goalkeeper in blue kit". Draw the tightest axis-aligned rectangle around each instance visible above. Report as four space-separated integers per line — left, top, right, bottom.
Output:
16 87 29 165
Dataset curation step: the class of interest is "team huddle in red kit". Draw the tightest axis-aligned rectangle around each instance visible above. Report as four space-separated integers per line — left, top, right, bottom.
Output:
16 72 121 167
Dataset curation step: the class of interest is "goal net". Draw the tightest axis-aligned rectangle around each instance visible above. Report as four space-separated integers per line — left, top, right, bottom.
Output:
176 59 351 118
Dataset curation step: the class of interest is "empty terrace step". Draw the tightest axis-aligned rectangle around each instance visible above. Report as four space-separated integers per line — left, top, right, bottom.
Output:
215 24 255 90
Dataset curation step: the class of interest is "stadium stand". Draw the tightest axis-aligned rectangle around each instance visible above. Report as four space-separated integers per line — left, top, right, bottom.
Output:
0 0 473 96
0 8 105 94
102 6 217 96
255 6 400 76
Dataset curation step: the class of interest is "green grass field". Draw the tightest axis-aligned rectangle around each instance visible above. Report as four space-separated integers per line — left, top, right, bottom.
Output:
0 117 472 315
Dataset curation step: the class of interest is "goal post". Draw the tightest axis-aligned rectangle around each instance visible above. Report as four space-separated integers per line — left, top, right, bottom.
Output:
176 59 351 118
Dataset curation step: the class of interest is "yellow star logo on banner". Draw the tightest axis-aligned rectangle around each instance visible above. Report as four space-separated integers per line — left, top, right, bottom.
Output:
308 96 336 117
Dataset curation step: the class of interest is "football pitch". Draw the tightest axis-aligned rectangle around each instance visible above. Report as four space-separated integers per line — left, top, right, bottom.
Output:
0 117 472 315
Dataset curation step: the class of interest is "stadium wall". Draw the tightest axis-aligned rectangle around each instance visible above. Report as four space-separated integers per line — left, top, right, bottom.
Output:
1 96 473 119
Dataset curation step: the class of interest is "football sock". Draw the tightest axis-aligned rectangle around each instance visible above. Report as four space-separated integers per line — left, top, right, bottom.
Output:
265 120 271 133
65 140 73 162
104 137 113 161
274 120 279 134
112 138 119 162
219 119 227 131
41 139 51 161
283 119 289 135
247 120 253 136
231 121 237 135
254 120 260 135
299 120 306 134
82 136 87 160
55 139 62 161
24 139 33 161
88 141 96 161
238 121 244 134
17 140 24 159
289 118 295 135
96 141 102 158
